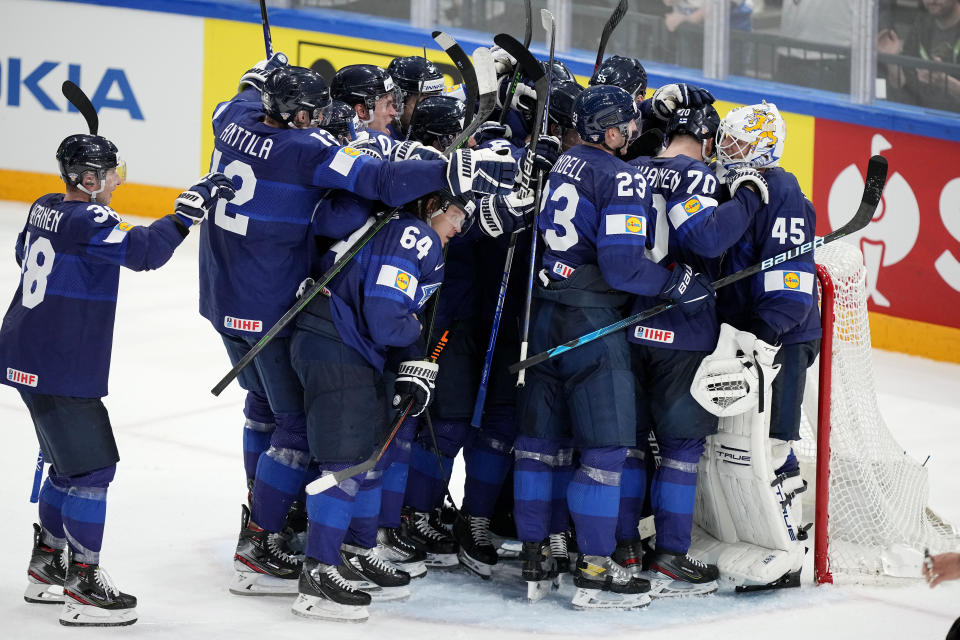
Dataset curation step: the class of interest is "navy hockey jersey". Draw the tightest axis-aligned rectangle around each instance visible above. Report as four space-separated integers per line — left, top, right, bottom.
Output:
200 94 449 338
321 211 445 371
0 195 189 397
539 144 667 297
626 153 760 351
718 168 821 345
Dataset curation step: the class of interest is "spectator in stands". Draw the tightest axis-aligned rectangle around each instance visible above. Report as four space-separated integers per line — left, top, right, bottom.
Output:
877 0 960 112
776 0 854 93
663 0 753 32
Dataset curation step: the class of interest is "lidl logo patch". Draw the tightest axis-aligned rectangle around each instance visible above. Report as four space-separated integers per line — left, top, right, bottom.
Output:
396 272 410 290
684 198 702 214
625 216 643 233
783 272 800 289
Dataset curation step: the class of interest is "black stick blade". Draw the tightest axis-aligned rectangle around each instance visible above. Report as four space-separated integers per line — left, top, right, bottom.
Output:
61 81 97 135
596 0 628 71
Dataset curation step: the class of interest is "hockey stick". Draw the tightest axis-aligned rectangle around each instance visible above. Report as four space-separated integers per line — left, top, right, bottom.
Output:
515 10 555 387
433 31 478 129
210 48 496 396
61 81 98 135
305 330 451 495
259 0 274 57
508 155 889 375
497 0 533 126
595 0 629 73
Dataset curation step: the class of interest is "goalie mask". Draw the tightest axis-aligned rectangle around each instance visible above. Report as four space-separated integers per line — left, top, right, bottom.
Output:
716 101 785 172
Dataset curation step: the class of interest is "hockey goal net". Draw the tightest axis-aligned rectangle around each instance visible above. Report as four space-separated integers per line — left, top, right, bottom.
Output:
797 241 958 584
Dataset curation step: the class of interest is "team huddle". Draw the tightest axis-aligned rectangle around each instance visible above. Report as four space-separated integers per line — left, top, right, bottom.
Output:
0 30 821 627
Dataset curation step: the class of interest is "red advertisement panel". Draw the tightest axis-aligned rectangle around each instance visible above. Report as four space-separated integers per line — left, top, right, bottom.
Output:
813 120 960 330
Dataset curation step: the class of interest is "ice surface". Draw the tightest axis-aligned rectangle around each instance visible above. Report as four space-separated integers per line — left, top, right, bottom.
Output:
0 201 956 639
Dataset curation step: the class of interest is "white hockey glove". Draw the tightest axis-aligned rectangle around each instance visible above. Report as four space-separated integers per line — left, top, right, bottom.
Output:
346 137 384 161
477 191 535 238
174 172 236 226
727 167 769 204
447 147 517 197
691 323 782 417
391 140 442 162
238 52 289 93
392 360 439 417
651 83 715 120
472 121 510 146
296 278 314 299
497 77 538 113
489 44 517 77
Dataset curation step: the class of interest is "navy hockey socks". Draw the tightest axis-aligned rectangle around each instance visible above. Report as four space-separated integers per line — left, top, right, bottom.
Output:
616 448 647 542
305 464 361 566
379 416 417 529
513 436 558 543
567 447 626 557
650 437 704 554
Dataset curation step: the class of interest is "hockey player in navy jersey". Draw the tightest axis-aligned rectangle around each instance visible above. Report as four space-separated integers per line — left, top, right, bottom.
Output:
619 104 764 597
387 56 446 140
331 64 401 149
202 63 515 596
0 132 233 626
512 84 715 610
289 192 468 622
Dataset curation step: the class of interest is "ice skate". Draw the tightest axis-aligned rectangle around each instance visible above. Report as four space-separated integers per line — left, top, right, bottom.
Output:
612 538 643 579
454 512 497 579
520 540 555 602
401 506 458 567
59 562 137 627
376 526 427 578
291 558 370 623
571 555 651 610
338 543 411 602
549 531 571 588
24 523 69 604
642 550 719 598
231 504 301 595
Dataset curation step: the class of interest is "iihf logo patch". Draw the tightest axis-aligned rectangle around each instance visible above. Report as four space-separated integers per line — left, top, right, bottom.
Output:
552 261 574 278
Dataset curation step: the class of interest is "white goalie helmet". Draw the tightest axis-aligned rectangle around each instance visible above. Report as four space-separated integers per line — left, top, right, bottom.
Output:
715 101 785 172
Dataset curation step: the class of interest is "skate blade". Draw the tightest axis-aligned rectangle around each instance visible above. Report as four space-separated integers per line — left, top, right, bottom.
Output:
458 550 493 580
229 570 299 596
643 573 718 598
60 601 138 626
292 593 368 623
552 572 565 590
24 581 64 604
570 588 651 610
399 561 427 579
424 552 459 568
365 585 410 602
526 579 553 603
498 540 522 559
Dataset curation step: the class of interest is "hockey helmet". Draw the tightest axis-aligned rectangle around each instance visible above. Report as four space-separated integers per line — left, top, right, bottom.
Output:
409 95 465 150
262 65 332 128
589 56 648 100
572 84 640 147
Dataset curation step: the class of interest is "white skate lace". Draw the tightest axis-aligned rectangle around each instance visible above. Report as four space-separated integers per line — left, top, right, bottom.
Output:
413 513 447 542
267 532 299 564
364 548 401 576
469 516 493 548
94 566 121 597
684 554 708 569
322 563 360 592
549 532 568 559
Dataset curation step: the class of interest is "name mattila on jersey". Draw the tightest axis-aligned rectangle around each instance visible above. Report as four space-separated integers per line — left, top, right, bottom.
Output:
28 204 64 233
7 367 38 387
224 316 263 332
218 121 273 159
376 264 418 300
605 213 646 236
633 326 675 344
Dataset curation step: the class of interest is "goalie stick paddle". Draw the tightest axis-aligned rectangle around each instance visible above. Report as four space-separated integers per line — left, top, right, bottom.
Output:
61 81 98 135
508 154 889 375
433 31 478 129
595 0 628 73
497 0 533 126
210 49 498 397
259 0 273 57
305 331 451 495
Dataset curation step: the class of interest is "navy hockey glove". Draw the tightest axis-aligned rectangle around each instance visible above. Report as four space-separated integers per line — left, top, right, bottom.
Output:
174 172 236 226
238 52 289 93
391 140 442 162
392 360 439 417
659 263 716 317
448 147 516 197
651 83 715 120
727 167 769 204
477 191 535 238
472 121 510 146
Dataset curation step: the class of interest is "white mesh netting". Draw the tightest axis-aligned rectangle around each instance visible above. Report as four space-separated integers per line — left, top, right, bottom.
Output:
797 241 959 583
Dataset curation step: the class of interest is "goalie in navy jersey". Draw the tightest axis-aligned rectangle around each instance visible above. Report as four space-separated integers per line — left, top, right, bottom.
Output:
617 103 764 597
201 60 515 598
288 191 468 622
0 132 232 626
512 84 715 610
